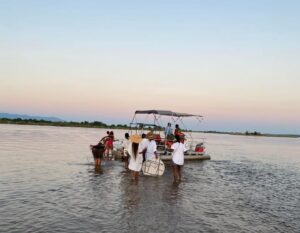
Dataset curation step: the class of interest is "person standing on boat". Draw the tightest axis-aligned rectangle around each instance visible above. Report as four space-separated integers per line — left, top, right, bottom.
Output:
168 135 187 183
128 134 143 182
174 124 181 136
164 123 174 154
164 123 172 138
122 133 131 170
174 124 185 138
145 132 158 160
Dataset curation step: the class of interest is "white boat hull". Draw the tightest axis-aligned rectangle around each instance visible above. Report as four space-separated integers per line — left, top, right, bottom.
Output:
112 150 210 161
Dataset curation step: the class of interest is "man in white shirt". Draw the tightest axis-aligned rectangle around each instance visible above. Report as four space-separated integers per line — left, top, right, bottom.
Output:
145 132 157 160
139 133 149 162
169 135 188 183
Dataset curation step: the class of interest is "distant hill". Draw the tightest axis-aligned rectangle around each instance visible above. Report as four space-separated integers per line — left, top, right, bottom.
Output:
0 113 62 122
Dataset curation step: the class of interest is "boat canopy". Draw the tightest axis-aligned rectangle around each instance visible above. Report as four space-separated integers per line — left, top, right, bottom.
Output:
135 110 203 118
130 110 204 141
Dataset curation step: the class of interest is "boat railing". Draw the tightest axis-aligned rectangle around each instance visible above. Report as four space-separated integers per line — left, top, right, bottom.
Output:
116 132 206 154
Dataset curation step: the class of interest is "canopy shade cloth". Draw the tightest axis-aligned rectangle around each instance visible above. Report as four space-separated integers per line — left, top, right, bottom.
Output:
134 110 203 118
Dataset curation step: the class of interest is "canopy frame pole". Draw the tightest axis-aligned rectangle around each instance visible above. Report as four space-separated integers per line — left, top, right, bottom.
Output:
129 114 137 135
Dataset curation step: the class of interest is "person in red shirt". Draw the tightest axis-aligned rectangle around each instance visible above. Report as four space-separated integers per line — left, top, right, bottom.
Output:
174 124 181 136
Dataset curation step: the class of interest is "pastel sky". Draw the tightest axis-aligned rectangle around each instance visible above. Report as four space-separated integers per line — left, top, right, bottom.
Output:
0 0 299 134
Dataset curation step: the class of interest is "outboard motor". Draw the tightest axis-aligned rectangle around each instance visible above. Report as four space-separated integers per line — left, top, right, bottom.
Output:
195 142 205 153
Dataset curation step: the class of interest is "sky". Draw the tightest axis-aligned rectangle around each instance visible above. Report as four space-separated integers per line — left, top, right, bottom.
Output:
0 0 299 134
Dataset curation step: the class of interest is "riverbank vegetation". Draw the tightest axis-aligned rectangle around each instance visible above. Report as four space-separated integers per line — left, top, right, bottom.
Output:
1 118 299 138
0 118 128 129
202 130 299 138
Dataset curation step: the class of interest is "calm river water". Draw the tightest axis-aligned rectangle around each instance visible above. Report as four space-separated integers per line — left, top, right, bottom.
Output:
0 124 299 233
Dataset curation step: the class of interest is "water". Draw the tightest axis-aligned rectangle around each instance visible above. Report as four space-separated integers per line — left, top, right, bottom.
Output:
0 124 299 233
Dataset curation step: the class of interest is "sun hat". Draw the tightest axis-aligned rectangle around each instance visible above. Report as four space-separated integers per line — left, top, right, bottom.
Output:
130 134 142 143
146 132 155 140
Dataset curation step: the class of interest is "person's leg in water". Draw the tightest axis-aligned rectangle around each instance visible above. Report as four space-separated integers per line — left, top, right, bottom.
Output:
175 165 180 182
178 165 182 182
134 171 139 182
105 146 112 160
131 171 136 180
104 146 108 160
172 162 177 183
124 153 129 170
108 147 112 160
131 171 139 183
111 148 115 160
105 140 111 160
95 158 101 166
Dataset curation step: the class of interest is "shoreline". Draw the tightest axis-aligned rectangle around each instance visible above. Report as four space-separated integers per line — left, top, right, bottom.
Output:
199 130 300 139
1 120 299 139
0 118 127 130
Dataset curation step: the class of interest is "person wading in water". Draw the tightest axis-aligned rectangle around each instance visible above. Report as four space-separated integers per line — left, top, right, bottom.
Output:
168 135 187 183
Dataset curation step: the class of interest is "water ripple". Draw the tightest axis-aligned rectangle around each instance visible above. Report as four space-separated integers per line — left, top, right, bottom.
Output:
0 125 299 232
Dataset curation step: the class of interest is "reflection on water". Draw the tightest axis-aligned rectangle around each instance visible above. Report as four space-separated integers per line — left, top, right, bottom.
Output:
0 124 299 233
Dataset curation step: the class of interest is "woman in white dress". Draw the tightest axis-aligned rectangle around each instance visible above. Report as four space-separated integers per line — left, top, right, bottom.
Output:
128 134 143 182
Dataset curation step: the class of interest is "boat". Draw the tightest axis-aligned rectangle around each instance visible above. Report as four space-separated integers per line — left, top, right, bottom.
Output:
114 110 211 161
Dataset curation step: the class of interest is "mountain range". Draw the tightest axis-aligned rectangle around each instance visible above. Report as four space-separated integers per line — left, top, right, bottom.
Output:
0 113 62 122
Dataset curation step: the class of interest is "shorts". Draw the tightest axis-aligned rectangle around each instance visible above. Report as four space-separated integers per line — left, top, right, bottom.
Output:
124 151 130 157
92 146 105 159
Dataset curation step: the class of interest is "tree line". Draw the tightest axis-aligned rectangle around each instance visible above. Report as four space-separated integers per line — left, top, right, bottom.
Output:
0 118 128 129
